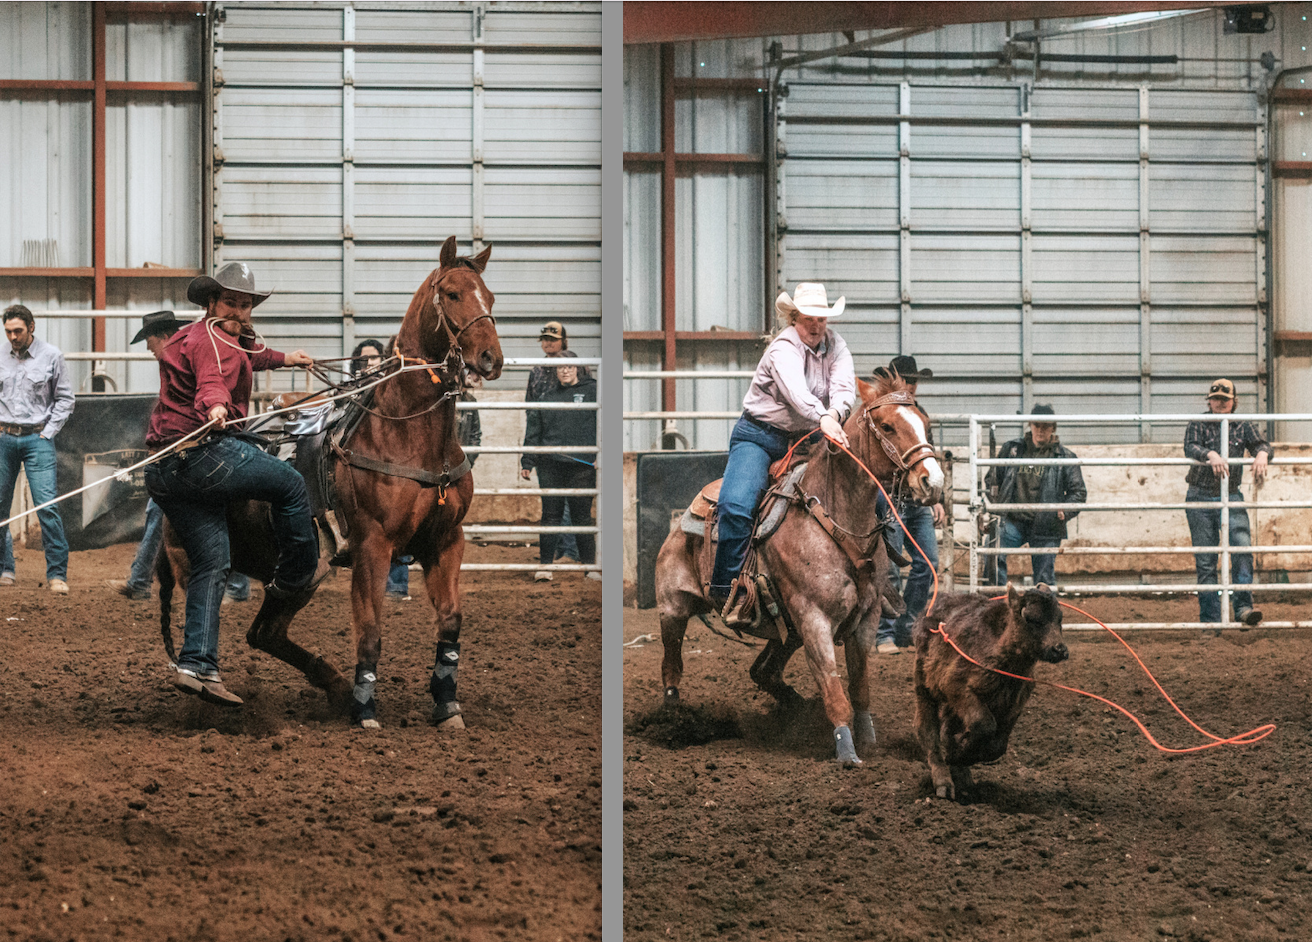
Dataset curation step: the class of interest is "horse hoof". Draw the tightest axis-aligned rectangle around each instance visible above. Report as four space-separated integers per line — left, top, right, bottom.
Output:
935 785 952 800
358 718 382 730
432 700 465 730
664 687 679 705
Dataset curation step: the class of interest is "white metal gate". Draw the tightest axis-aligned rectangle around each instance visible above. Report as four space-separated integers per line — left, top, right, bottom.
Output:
777 81 1268 443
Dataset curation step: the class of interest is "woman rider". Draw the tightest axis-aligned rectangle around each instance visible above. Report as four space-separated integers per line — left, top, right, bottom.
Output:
709 282 856 626
145 262 322 708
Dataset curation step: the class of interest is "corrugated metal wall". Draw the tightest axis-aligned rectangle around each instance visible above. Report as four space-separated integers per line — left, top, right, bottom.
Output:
625 8 1312 450
212 1 602 392
780 79 1266 445
0 3 201 395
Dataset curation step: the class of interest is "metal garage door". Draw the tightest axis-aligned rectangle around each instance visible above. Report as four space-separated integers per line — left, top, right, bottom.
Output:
212 1 601 389
778 80 1267 444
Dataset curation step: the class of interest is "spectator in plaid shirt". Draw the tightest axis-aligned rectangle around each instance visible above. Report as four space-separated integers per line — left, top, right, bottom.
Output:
1183 378 1271 627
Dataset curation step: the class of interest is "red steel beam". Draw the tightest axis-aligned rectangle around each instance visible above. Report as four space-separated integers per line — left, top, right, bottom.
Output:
93 3 107 362
660 43 677 415
625 2 1227 44
104 2 205 20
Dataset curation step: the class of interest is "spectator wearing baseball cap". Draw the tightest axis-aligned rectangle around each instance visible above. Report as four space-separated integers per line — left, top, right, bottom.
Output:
985 404 1087 591
1183 378 1272 627
526 321 579 564
872 355 942 654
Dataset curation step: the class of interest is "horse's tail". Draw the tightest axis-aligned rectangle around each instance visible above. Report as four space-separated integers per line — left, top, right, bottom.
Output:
157 543 177 665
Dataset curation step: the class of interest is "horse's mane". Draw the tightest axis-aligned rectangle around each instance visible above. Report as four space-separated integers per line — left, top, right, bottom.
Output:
869 367 912 400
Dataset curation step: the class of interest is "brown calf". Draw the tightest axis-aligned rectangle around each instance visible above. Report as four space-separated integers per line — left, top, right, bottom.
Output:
912 584 1068 799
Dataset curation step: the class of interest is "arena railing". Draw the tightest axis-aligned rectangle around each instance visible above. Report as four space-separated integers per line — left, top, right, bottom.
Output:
969 412 1312 631
17 311 602 576
622 373 1312 630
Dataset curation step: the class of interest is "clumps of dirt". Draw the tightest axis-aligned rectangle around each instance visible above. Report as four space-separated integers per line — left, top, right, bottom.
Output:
628 701 743 747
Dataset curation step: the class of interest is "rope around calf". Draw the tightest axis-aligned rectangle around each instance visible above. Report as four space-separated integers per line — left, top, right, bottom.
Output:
822 432 1276 756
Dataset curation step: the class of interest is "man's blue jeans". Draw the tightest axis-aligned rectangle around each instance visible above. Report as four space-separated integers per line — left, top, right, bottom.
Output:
145 436 318 676
1184 486 1253 622
387 556 412 597
710 417 795 596
0 433 69 581
127 499 254 600
2 526 13 576
877 498 938 646
997 518 1061 588
127 498 166 593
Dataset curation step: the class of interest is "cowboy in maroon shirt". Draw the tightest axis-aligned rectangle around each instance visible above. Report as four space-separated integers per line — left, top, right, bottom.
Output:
143 262 323 708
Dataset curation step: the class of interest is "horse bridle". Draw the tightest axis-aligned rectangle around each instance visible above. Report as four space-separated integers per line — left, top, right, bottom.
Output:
861 389 937 474
393 268 496 386
430 268 496 359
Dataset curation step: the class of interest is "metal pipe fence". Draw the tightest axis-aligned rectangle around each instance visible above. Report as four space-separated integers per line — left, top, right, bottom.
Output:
620 370 1312 630
8 337 602 575
968 412 1312 630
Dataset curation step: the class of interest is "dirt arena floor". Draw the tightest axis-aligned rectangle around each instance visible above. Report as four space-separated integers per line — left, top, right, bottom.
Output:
0 541 601 942
624 593 1312 942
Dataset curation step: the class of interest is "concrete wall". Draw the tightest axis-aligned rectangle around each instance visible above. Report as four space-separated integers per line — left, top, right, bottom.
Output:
622 443 1312 603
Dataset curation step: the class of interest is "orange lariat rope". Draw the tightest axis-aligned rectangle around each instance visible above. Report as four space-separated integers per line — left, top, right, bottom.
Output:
821 432 1275 755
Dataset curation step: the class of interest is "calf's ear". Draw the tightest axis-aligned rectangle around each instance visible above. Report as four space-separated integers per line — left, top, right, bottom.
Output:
1006 582 1023 615
1033 582 1051 594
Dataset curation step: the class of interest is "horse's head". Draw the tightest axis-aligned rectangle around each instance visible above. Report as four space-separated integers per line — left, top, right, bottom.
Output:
405 236 504 380
852 371 944 504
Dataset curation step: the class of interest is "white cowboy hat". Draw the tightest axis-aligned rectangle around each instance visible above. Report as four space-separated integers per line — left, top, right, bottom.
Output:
776 282 845 319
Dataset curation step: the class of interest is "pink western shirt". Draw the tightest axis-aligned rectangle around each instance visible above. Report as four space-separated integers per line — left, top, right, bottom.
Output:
740 326 856 434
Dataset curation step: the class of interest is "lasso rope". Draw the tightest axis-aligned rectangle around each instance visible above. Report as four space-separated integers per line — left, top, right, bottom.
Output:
822 431 1275 755
0 356 453 532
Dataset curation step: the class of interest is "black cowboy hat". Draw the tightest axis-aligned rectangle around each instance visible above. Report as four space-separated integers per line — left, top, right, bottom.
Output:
186 261 273 308
130 310 183 345
888 355 933 380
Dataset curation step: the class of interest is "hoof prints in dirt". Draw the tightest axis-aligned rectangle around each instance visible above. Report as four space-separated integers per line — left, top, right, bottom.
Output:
628 702 743 747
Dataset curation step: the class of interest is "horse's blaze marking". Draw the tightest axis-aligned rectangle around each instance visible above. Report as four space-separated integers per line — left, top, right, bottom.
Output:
895 405 945 491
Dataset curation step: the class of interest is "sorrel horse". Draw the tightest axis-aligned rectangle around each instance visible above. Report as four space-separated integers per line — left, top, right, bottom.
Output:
159 236 503 729
654 373 944 765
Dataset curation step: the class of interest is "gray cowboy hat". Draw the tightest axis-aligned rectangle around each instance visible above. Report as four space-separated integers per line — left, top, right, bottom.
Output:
129 310 184 345
186 261 273 308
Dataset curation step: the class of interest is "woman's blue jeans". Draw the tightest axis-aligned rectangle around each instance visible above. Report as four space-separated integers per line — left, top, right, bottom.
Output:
0 433 69 580
1184 486 1253 622
145 436 318 676
709 417 795 597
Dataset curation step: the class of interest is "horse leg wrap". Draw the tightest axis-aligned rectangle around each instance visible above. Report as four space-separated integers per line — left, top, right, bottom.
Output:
854 711 877 750
429 641 462 721
352 664 378 725
834 725 862 767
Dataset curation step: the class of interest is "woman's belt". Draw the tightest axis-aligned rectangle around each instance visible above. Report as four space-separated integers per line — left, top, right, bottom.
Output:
742 412 801 438
0 421 46 436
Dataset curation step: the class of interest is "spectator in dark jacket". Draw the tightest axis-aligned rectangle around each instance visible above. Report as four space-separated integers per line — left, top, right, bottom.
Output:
1183 378 1271 627
985 404 1087 588
520 351 597 582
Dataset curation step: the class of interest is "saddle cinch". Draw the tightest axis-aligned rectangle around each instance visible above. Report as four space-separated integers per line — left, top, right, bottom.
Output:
679 454 908 640
250 389 472 568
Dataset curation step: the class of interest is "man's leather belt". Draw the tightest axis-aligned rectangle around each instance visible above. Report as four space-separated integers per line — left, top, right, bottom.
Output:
0 422 45 436
151 436 214 456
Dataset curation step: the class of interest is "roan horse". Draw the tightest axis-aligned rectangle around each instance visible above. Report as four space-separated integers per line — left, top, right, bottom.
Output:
159 235 503 729
654 373 944 765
